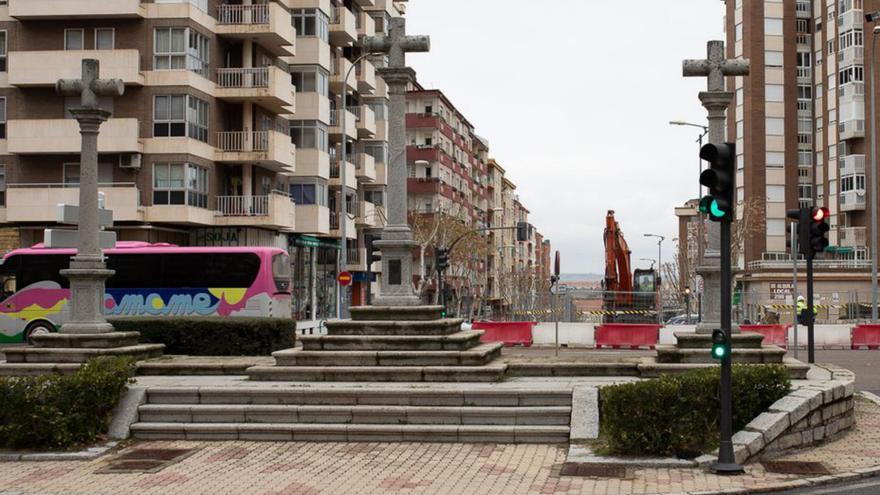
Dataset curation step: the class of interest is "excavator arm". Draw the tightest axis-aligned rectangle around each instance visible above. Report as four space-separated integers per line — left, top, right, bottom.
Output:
604 210 633 307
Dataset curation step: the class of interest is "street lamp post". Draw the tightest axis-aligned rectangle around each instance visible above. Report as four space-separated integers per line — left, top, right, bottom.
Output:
685 286 692 324
866 13 880 322
645 234 665 323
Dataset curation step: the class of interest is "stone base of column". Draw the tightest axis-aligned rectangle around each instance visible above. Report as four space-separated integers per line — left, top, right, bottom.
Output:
59 258 115 335
374 225 421 307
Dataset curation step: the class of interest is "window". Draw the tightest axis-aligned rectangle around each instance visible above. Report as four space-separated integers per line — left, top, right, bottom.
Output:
766 117 785 135
839 65 864 84
289 120 328 151
289 181 328 206
767 219 786 236
292 9 329 41
154 28 209 77
735 23 743 41
0 97 5 139
766 185 786 202
62 163 113 186
766 51 784 67
153 162 207 207
765 19 783 36
766 152 785 167
367 100 387 120
766 84 784 102
153 95 208 143
95 28 114 50
107 253 260 289
364 142 387 163
797 18 811 34
291 67 329 96
796 51 811 68
0 31 6 72
797 85 812 99
64 29 84 50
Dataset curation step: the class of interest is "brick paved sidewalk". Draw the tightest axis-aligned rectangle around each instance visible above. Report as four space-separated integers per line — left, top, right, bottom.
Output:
0 396 878 495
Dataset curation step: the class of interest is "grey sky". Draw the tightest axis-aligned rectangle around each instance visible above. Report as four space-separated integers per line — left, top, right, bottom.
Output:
407 0 725 274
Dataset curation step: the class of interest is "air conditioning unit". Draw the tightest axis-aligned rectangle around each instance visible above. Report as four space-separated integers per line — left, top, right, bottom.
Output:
119 153 142 170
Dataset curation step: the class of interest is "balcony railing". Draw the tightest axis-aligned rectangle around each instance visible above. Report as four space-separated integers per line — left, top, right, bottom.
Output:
216 195 270 216
346 105 362 122
748 259 870 270
347 247 360 264
216 131 269 152
839 82 865 98
330 213 339 229
840 227 867 247
216 67 269 88
796 67 812 79
217 4 270 25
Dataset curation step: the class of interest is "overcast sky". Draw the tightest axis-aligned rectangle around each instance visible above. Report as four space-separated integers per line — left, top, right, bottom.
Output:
406 0 726 274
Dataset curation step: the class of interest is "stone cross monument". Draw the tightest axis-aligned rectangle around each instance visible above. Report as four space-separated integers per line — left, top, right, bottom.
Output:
56 59 124 334
683 41 750 333
363 18 430 306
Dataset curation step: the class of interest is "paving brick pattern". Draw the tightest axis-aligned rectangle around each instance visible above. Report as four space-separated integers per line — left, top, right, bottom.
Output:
0 397 878 495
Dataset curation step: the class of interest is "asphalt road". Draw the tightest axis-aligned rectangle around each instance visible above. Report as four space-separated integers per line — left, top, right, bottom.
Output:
809 350 880 395
755 478 880 494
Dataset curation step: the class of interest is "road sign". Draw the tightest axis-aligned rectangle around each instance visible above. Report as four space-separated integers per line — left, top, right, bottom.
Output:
337 271 352 286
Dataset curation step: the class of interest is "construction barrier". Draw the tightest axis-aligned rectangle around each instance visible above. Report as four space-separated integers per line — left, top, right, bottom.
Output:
594 323 660 350
473 321 534 347
741 324 789 348
852 324 880 350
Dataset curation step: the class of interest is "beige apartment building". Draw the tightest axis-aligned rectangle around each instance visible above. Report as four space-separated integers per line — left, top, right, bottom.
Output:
0 0 404 327
712 0 877 320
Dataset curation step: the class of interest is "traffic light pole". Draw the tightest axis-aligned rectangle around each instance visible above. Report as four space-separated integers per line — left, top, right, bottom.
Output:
807 256 815 364
714 219 742 475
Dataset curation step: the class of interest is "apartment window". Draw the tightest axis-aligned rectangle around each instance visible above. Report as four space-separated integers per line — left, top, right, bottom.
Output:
367 100 387 120
735 23 743 41
95 28 114 50
767 219 786 236
797 18 812 34
364 189 384 206
364 142 387 163
292 9 329 42
839 29 864 50
766 84 784 102
291 67 329 96
290 120 328 151
766 51 783 67
63 163 113 186
765 19 783 36
289 181 328 206
796 52 811 68
0 97 5 139
64 29 84 50
154 28 209 77
766 152 785 168
153 162 207 208
766 117 785 135
839 65 864 84
156 0 208 10
153 95 209 143
737 154 745 170
766 185 786 202
798 151 813 165
0 31 6 72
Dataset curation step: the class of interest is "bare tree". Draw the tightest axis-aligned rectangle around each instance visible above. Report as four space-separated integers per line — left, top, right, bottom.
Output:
732 197 766 271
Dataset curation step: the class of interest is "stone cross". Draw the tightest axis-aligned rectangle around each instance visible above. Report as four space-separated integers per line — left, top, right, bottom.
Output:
55 59 124 334
682 41 750 333
362 19 430 307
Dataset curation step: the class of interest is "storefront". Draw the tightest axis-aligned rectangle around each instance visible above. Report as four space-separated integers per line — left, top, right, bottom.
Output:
290 234 340 328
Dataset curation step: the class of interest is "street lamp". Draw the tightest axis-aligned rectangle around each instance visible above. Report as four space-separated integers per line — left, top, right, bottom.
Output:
640 258 656 270
865 15 880 322
645 234 666 324
684 286 692 325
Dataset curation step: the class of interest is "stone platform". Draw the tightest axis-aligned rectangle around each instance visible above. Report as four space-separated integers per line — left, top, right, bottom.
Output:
656 331 787 364
1 331 164 365
247 306 508 382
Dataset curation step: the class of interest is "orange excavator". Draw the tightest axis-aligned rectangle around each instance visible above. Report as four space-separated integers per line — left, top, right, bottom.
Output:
603 210 658 323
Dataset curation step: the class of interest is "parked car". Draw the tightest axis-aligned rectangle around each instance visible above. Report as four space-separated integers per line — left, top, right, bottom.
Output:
664 314 699 325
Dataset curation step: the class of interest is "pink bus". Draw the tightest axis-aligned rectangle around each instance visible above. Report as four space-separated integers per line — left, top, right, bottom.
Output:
0 242 292 344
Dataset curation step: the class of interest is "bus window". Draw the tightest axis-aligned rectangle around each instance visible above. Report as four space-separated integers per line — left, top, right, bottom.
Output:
272 252 291 293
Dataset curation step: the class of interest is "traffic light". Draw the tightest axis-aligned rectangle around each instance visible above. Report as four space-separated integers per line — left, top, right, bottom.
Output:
435 247 449 273
365 235 381 265
699 143 736 222
711 329 728 360
786 208 810 257
516 221 529 242
809 207 830 257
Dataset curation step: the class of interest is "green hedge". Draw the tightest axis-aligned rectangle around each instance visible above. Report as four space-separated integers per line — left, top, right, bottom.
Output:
0 357 135 449
110 317 296 356
599 365 791 458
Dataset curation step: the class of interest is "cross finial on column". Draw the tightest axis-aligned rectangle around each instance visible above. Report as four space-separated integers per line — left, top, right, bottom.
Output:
56 59 124 109
683 40 750 93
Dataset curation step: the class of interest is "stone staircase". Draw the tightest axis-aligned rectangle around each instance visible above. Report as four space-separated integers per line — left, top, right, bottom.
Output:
655 331 786 364
130 386 572 443
247 306 508 382
2 332 163 365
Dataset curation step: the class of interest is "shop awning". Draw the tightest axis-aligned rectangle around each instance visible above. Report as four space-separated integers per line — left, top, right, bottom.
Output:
291 235 340 249
824 246 854 254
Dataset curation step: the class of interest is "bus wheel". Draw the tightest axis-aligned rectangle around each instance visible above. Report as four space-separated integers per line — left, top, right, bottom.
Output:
25 321 53 345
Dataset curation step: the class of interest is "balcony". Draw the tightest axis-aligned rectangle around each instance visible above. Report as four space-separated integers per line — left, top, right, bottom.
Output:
294 204 331 235
346 248 366 272
840 226 867 248
329 109 359 140
330 159 357 187
9 0 143 19
354 0 376 8
214 191 296 230
357 200 376 227
5 183 142 223
839 118 866 140
294 148 331 178
294 93 331 123
329 212 357 239
215 66 295 114
840 190 866 212
838 46 864 67
330 57 356 93
796 67 812 81
839 154 865 176
348 105 376 138
216 3 296 57
839 82 865 100
215 130 296 173
356 59 376 94
7 118 141 154
8 50 143 87
355 152 376 182
357 11 376 37
293 37 331 70
330 6 358 45
838 9 863 32
375 162 387 185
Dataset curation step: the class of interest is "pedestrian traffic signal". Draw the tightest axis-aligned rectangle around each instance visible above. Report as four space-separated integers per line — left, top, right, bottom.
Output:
516 221 529 242
809 207 830 257
711 329 728 360
435 247 449 273
699 143 736 222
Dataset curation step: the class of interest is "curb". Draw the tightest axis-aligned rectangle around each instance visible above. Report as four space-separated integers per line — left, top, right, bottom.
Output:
0 440 119 463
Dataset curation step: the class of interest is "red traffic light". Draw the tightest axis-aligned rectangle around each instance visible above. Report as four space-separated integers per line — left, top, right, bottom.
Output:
811 207 829 222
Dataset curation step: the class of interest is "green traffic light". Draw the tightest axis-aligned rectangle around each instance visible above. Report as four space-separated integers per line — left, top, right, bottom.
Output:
712 345 727 359
699 197 728 220
709 200 726 218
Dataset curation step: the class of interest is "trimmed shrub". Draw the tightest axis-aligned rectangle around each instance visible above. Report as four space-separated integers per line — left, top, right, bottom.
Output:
111 317 296 356
0 356 136 449
599 365 791 458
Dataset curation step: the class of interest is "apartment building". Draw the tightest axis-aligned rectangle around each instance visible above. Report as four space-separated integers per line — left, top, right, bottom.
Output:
722 0 877 313
0 0 402 327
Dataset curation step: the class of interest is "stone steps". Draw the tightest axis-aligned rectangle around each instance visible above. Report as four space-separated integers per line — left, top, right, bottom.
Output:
0 362 80 377
655 344 786 364
137 404 572 425
349 305 444 321
133 386 572 443
3 343 165 364
130 422 571 443
246 362 509 382
31 332 141 349
323 318 463 336
674 331 765 349
271 342 502 367
299 330 485 351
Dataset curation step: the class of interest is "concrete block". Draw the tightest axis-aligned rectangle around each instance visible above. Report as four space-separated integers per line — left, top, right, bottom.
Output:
843 381 855 398
790 388 824 410
776 431 804 451
569 386 598 441
745 412 790 443
407 409 461 425
813 425 825 441
516 407 572 426
734 446 751 465
731 430 764 456
769 396 812 425
801 429 814 444
108 386 146 440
